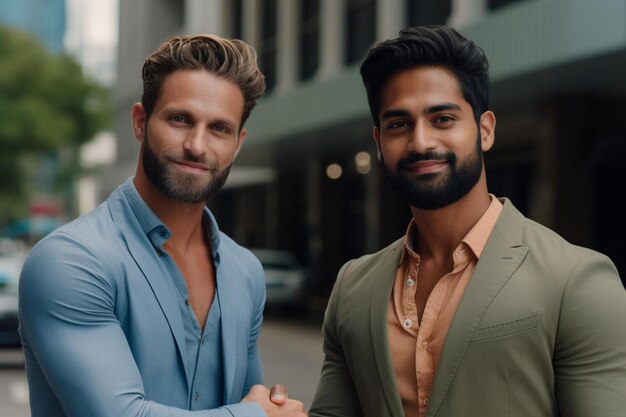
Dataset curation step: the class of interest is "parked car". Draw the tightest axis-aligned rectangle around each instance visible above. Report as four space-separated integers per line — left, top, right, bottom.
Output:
251 249 308 313
0 254 24 347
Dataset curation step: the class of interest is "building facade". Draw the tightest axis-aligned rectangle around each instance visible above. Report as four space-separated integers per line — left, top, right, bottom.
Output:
0 0 66 53
111 0 626 298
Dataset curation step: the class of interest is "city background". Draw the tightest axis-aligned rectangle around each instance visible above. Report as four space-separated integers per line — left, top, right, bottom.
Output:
1 0 625 415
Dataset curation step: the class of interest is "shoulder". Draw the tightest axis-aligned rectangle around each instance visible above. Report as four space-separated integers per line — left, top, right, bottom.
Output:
329 237 403 304
218 233 262 270
339 237 404 280
521 216 613 274
496 201 621 290
21 203 121 290
217 232 264 286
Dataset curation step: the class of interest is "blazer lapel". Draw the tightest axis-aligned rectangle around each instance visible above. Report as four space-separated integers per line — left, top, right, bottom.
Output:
426 200 528 417
369 239 406 417
107 189 191 388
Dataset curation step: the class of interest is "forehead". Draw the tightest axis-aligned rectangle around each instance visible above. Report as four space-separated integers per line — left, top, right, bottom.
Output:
155 69 244 117
379 66 469 113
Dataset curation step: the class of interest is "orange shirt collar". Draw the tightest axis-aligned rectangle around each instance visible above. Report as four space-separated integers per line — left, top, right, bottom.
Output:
398 195 503 265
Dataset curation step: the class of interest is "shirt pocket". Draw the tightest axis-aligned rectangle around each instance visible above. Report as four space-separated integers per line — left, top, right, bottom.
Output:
471 312 541 343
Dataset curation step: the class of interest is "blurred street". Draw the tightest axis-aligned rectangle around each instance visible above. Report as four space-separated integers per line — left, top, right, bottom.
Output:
0 317 323 416
0 349 28 417
259 317 324 409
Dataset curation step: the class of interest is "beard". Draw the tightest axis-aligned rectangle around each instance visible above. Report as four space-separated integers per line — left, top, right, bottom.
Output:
381 135 483 210
142 131 231 204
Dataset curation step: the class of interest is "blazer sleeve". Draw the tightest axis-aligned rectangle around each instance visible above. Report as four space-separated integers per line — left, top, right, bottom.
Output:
554 252 626 416
19 232 267 417
309 261 363 417
242 258 266 395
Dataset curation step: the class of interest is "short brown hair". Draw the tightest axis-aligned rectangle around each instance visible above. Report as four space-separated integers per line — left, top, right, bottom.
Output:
141 34 266 127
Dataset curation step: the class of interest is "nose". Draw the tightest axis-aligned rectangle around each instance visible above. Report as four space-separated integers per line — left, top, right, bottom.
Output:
183 127 208 157
409 121 438 154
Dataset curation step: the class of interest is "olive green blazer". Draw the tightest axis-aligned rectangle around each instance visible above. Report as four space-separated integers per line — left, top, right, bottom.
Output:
310 199 626 417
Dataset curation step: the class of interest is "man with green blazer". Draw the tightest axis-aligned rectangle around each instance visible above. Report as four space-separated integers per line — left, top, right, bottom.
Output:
309 26 626 417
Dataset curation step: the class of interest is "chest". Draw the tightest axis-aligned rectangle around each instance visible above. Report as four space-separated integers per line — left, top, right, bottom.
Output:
169 247 216 330
414 260 453 322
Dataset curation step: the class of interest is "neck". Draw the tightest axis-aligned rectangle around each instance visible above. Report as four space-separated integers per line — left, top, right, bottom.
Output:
410 174 491 259
134 167 207 250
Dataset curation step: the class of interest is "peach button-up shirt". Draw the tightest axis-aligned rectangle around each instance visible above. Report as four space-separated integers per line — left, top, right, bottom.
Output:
387 196 502 417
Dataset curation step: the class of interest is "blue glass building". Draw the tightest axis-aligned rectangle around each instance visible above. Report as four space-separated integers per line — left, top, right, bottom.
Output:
0 0 66 53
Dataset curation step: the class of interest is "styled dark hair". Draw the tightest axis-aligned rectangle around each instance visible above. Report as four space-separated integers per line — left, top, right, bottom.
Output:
360 25 490 127
141 34 266 127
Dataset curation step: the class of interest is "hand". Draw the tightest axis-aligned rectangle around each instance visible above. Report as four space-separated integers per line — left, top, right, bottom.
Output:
242 384 307 417
269 384 287 405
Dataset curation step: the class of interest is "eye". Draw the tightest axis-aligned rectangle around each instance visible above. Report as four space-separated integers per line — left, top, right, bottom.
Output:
387 119 410 130
169 114 188 124
212 124 227 133
433 115 455 124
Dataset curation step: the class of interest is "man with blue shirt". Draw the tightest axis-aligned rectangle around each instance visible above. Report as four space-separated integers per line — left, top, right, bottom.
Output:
19 34 306 417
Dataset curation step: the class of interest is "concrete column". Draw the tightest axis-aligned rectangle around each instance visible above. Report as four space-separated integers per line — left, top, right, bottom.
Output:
376 0 404 41
318 0 344 80
242 0 260 48
185 0 223 35
448 0 488 28
276 0 298 93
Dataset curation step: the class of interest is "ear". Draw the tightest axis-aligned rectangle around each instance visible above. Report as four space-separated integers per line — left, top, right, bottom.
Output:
131 103 147 143
232 127 248 159
479 111 496 152
373 126 382 160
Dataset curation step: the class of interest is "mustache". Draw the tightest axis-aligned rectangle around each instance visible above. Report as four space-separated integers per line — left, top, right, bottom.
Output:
397 151 456 169
165 152 220 171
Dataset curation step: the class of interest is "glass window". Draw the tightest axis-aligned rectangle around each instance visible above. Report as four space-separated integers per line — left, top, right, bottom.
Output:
488 0 526 11
344 0 376 65
299 0 320 81
259 0 278 92
406 0 452 27
230 0 243 39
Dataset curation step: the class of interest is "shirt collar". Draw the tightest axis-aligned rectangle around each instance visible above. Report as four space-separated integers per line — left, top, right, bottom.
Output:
120 177 222 256
398 194 503 265
399 220 419 265
461 194 502 259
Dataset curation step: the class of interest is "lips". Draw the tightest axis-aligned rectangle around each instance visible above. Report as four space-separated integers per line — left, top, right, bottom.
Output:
405 160 448 174
172 160 211 173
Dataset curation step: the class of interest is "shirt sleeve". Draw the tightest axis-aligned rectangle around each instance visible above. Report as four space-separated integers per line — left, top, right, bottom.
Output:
19 232 267 417
554 253 626 416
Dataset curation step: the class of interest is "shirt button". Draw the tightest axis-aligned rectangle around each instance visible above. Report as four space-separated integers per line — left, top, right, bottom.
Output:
422 341 428 349
423 397 429 406
405 303 413 311
406 279 415 287
403 319 413 328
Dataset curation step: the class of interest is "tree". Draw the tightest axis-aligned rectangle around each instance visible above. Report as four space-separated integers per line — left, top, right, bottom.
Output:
0 25 109 225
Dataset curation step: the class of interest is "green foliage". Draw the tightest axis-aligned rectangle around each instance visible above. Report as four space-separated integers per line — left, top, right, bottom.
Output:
0 25 110 224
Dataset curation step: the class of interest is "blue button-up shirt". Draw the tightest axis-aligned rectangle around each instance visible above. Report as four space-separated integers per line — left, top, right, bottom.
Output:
124 180 224 410
20 177 267 416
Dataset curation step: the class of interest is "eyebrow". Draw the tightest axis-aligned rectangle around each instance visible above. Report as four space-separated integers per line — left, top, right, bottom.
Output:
424 103 462 114
163 107 238 128
381 109 411 121
381 102 463 121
